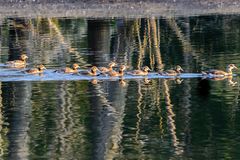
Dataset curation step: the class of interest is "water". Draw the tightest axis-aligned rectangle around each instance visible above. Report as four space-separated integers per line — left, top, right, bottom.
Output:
1 15 240 159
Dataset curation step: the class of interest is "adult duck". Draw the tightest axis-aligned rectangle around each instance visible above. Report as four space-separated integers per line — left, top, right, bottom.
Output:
109 65 127 77
129 66 151 76
202 64 238 76
159 65 184 76
25 64 46 74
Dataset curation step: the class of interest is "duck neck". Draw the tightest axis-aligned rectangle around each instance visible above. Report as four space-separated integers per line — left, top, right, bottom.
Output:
108 66 113 71
91 70 96 75
226 67 232 74
227 68 232 74
176 69 181 73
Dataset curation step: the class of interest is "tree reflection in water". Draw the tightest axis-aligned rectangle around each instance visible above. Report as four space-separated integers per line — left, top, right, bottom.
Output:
0 15 240 159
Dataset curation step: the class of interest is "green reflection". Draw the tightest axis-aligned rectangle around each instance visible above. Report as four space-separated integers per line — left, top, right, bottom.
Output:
0 15 240 159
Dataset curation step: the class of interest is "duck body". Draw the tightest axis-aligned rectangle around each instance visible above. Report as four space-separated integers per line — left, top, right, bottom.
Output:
160 70 179 76
80 66 99 76
202 64 238 77
6 54 28 68
109 65 127 77
159 65 183 76
109 70 124 77
25 64 46 74
99 62 117 73
202 69 229 76
56 63 80 73
130 66 151 76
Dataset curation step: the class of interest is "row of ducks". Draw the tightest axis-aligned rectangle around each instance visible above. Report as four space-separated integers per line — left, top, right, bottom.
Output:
4 54 238 77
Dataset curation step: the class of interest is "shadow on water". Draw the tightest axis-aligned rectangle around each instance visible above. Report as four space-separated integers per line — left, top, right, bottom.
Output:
0 15 240 159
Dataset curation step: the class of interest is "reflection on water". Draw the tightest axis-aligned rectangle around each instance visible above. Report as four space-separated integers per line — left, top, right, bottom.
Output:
1 15 240 159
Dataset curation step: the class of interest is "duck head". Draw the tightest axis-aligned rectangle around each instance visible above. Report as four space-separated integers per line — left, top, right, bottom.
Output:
119 65 127 71
108 61 117 68
91 66 99 72
20 54 28 61
142 66 151 72
72 63 80 70
176 65 184 72
228 64 238 70
38 64 46 70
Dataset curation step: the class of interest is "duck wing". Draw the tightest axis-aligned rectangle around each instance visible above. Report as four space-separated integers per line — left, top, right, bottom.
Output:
55 67 75 73
6 60 26 66
63 67 76 73
131 70 146 76
79 70 98 76
206 69 227 75
26 68 40 74
109 70 119 77
99 67 109 73
159 69 177 76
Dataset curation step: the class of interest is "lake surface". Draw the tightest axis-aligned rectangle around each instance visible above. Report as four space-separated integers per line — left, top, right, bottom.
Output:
1 15 240 159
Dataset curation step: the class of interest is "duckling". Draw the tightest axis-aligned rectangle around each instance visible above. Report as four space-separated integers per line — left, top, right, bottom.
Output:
55 63 80 73
6 54 28 67
80 66 100 76
129 66 151 76
202 64 238 76
159 65 184 76
109 65 127 77
99 62 117 73
25 64 46 74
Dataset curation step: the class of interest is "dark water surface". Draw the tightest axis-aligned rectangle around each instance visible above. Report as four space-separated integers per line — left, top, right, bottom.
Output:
1 15 240 159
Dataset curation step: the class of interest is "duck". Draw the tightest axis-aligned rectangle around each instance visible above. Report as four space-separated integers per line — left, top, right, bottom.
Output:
129 66 151 76
159 65 184 76
55 63 80 73
109 65 127 77
99 62 117 73
6 54 28 67
80 66 100 76
202 64 238 76
25 64 46 74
